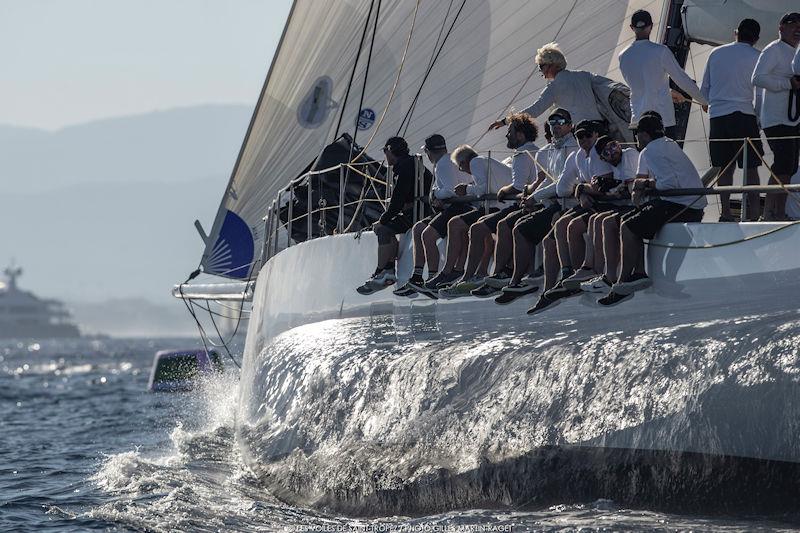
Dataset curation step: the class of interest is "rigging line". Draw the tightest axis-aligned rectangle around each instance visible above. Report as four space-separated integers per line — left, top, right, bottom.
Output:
333 0 376 139
401 0 456 135
348 0 383 167
349 0 421 163
203 300 242 368
472 0 578 149
397 0 469 136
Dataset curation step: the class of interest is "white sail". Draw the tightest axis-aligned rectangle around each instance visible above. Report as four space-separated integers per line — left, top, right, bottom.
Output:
201 0 686 278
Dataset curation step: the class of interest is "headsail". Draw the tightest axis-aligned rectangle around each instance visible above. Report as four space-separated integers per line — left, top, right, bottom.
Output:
203 0 792 279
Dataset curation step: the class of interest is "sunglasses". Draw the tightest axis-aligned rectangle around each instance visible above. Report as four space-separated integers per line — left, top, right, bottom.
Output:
547 118 569 126
601 141 619 159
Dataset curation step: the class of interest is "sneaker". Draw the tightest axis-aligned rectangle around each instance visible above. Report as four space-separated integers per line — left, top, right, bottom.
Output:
580 275 613 293
424 270 462 291
483 273 513 289
470 284 501 298
495 283 539 305
544 281 581 301
527 293 562 315
438 278 484 299
613 273 651 295
561 268 597 290
355 270 396 295
597 290 634 307
407 278 439 300
393 282 419 298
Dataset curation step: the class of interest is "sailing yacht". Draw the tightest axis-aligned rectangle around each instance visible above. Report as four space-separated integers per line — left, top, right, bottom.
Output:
177 1 800 514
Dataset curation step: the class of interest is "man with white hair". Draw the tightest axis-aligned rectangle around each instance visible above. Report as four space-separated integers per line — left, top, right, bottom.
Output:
488 42 606 130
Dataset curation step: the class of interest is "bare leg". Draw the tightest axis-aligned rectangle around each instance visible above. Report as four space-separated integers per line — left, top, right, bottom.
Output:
566 217 587 270
617 220 644 283
542 234 559 291
373 223 398 270
579 213 599 270
476 235 494 278
764 173 789 220
602 215 620 280
411 221 427 269
441 217 467 274
744 166 761 221
463 222 490 279
554 214 575 270
421 226 441 273
510 224 533 285
592 214 609 273
492 217 515 275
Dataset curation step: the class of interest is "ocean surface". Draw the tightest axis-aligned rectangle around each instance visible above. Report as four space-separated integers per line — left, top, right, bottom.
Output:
2 336 799 532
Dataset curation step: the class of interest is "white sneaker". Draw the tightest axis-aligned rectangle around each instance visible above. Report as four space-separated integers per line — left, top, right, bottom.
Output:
372 270 397 286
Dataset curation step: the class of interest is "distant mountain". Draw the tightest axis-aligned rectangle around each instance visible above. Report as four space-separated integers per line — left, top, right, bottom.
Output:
0 104 253 194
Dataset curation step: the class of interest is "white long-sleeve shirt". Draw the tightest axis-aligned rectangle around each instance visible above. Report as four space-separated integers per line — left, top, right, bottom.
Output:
619 39 707 127
752 39 800 128
794 46 800 75
637 136 707 208
532 134 580 203
700 41 760 118
520 69 605 125
466 156 512 208
430 154 472 200
509 141 540 191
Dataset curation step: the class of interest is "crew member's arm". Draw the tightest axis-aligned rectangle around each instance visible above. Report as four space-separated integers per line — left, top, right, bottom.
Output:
662 46 708 105
794 47 800 75
379 167 412 224
488 85 555 130
752 47 792 91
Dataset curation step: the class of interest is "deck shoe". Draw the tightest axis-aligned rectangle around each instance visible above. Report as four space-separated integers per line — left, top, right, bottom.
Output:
470 284 501 298
580 275 613 293
561 268 597 289
483 272 513 289
527 293 561 315
424 270 462 291
495 283 539 305
597 290 634 306
438 278 483 299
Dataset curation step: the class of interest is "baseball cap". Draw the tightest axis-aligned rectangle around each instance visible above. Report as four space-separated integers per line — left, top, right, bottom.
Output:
780 12 800 25
422 134 447 151
594 135 614 156
548 108 572 123
383 136 409 154
631 10 653 29
737 18 760 38
632 114 664 136
574 119 605 137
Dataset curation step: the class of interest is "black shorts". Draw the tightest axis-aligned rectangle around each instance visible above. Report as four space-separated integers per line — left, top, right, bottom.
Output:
478 204 520 232
709 112 763 169
423 203 473 237
379 212 413 235
764 124 800 176
514 203 562 243
457 207 499 227
622 199 704 240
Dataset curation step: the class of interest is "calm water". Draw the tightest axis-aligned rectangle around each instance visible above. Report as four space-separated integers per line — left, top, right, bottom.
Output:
1 337 799 532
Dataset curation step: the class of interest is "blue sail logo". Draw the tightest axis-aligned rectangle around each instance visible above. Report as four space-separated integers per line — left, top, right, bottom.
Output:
202 210 255 279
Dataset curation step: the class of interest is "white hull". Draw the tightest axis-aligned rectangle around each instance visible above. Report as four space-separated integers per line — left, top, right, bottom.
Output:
235 222 800 513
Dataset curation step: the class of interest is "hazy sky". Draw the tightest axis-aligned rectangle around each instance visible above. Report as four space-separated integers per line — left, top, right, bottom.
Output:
0 0 293 130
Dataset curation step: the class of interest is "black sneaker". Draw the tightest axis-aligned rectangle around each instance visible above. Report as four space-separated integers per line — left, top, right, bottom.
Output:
483 272 513 289
470 284 501 298
597 290 633 307
424 270 462 291
393 282 418 298
544 282 581 301
527 294 561 315
495 283 539 305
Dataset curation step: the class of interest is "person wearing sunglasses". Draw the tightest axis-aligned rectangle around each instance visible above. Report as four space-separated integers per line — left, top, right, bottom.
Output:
598 113 707 307
486 42 606 132
560 135 639 295
356 136 433 295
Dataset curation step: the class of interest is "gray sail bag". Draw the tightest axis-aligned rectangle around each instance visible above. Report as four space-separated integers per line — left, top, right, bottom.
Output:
589 73 634 144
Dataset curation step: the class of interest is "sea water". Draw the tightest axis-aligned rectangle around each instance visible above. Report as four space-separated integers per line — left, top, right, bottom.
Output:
1 335 799 532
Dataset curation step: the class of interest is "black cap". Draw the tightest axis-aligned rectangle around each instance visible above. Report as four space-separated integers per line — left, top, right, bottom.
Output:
631 10 653 29
632 114 664 136
574 119 605 136
548 108 572 122
383 136 409 155
422 133 447 152
594 135 614 156
780 12 800 25
737 18 760 37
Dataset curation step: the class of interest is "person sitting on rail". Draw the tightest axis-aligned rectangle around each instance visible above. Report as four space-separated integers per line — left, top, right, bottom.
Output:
356 136 432 295
466 110 579 304
393 134 473 299
487 43 606 131
598 112 707 306
434 113 541 298
420 144 513 292
561 135 640 295
700 18 763 222
751 11 800 221
526 120 613 313
619 9 708 141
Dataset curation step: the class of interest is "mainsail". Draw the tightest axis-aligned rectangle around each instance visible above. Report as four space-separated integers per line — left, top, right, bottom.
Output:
198 0 792 279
